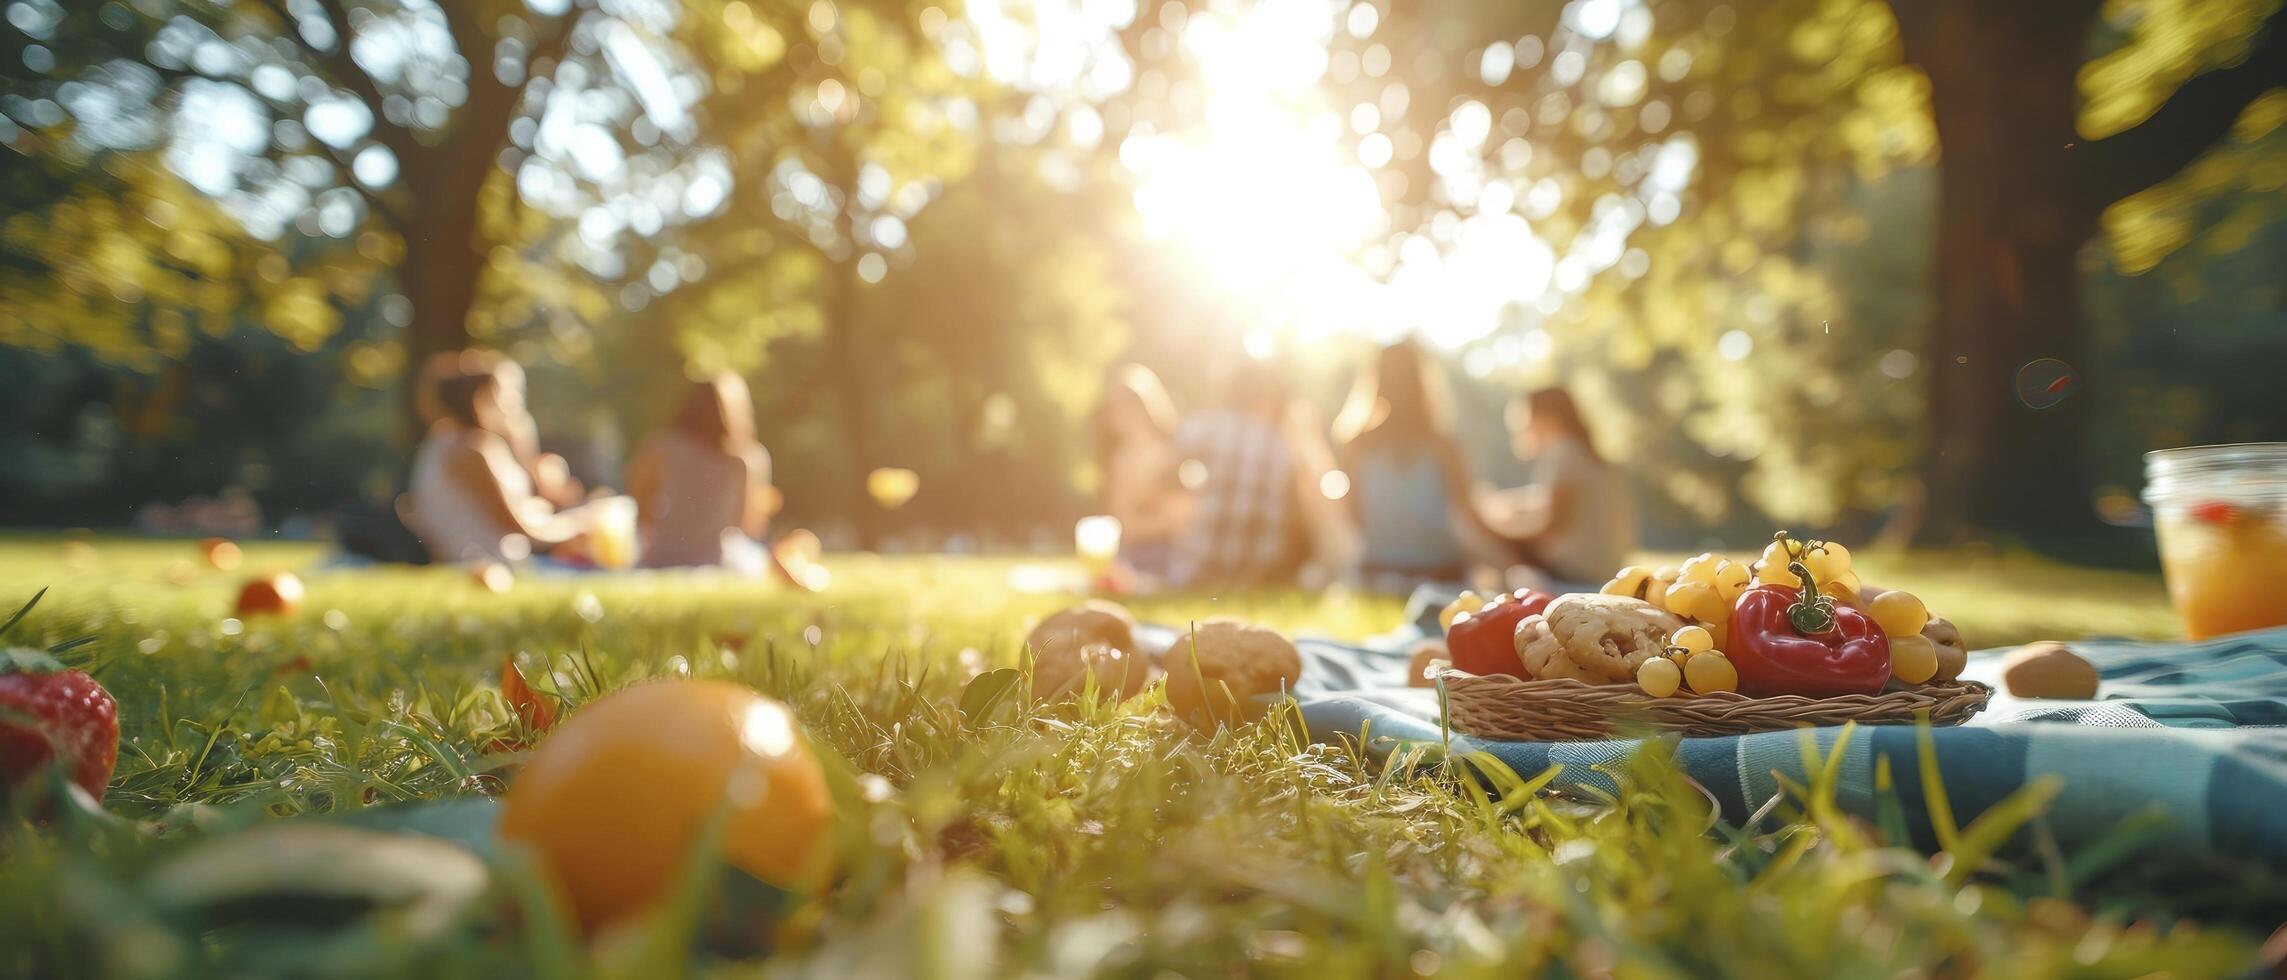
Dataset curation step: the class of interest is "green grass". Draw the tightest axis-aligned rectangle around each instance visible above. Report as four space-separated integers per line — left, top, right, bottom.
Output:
0 535 2261 977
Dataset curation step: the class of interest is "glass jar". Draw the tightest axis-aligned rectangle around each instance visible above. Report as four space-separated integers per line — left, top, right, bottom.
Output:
2144 443 2287 639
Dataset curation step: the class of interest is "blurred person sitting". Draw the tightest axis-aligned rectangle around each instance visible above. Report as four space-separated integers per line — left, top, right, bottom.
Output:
414 351 585 509
1282 394 1365 587
625 371 780 570
1480 386 1637 584
407 353 598 564
1332 338 1512 590
1091 363 1193 582
1164 356 1308 589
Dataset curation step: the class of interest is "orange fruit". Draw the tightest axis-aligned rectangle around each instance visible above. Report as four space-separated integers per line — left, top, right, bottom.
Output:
234 573 304 617
199 538 242 571
498 680 832 932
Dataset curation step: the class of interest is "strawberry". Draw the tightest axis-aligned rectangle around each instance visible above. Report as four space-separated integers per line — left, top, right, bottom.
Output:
0 647 119 803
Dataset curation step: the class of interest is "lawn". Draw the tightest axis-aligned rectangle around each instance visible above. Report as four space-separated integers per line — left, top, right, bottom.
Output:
0 534 2263 977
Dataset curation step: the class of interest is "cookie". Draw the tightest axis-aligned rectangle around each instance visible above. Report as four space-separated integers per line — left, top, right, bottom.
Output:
1163 620 1303 728
1026 601 1148 700
1541 593 1686 683
1513 614 1592 682
2000 641 2096 700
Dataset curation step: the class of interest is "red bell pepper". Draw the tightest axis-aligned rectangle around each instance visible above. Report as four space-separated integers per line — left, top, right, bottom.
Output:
1728 562 1890 696
1444 588 1555 678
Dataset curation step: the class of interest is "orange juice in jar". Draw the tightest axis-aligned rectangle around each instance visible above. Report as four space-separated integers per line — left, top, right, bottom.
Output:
588 496 640 571
2145 444 2287 639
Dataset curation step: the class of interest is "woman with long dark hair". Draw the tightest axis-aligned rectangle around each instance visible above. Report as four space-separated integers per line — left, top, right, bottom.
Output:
1487 386 1636 582
626 371 779 568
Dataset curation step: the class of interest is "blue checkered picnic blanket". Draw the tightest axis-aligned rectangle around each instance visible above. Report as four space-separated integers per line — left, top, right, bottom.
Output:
1272 589 2287 864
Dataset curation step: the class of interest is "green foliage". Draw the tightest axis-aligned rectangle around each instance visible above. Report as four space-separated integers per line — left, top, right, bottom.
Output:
0 541 2264 975
4 0 2282 538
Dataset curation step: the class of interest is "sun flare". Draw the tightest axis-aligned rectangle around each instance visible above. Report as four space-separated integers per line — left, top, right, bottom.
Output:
1120 0 1561 352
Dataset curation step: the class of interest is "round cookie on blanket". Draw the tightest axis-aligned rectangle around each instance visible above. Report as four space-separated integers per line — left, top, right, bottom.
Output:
1025 600 1152 701
1163 620 1304 728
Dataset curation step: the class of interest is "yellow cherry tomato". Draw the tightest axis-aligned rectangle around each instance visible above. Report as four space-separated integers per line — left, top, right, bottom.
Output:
1821 572 1866 609
1664 580 1727 624
1805 540 1853 581
1671 625 1716 656
1685 651 1738 694
1889 634 1939 685
1601 566 1652 598
1637 656 1683 698
1753 559 1796 588
1643 572 1679 612
1759 536 1805 572
1713 560 1751 602
500 680 833 933
1677 553 1723 584
1439 592 1486 631
1869 590 1930 638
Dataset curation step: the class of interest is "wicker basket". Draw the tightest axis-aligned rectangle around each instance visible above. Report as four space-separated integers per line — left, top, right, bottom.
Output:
1436 666 1991 741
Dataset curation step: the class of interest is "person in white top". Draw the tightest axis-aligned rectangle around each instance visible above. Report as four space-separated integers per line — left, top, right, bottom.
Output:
414 351 584 509
1478 386 1638 583
625 371 779 569
407 355 596 564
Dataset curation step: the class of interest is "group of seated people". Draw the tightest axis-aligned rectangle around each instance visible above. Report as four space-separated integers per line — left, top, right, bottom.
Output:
405 351 776 570
1095 339 1636 592
405 339 1631 592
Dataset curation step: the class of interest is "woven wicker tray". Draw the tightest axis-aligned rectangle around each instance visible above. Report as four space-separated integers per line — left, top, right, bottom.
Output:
1436 666 1992 741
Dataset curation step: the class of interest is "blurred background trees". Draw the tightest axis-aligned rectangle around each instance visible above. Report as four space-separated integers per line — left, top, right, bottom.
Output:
3 0 2282 556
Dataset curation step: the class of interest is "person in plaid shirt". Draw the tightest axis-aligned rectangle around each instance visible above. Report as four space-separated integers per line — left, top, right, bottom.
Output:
1165 359 1307 588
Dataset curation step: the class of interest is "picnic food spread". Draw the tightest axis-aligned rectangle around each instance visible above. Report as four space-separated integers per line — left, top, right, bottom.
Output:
499 679 832 932
1437 531 1986 736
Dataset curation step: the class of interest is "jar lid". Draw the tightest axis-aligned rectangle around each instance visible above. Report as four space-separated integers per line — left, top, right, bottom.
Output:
2144 443 2287 505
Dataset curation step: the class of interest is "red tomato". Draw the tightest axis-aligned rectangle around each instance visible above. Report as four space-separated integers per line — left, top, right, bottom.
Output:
1443 589 1555 677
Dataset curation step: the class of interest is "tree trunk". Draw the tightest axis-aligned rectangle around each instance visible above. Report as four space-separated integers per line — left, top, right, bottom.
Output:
1907 0 2113 554
822 255 882 549
396 201 482 437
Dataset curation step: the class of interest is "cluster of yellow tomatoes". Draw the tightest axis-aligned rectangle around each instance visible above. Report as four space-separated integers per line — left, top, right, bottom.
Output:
1602 535 1943 698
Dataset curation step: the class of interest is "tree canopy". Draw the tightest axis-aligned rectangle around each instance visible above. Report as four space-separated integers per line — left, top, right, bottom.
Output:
3 0 2281 543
